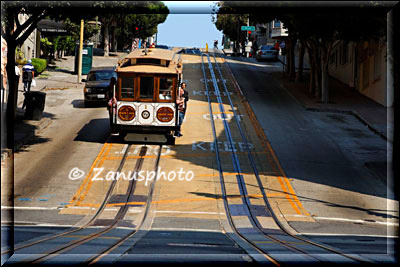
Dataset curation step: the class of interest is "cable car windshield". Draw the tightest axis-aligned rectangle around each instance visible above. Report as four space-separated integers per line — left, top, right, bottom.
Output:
140 76 154 99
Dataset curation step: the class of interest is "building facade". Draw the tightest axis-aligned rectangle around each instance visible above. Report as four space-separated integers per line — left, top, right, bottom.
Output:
328 39 390 107
18 14 38 60
252 19 287 47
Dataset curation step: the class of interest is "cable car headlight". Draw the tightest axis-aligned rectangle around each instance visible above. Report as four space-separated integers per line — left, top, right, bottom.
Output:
141 110 151 119
118 105 135 121
156 107 174 122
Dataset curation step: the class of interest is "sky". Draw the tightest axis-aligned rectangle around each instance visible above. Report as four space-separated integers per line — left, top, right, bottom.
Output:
156 1 223 48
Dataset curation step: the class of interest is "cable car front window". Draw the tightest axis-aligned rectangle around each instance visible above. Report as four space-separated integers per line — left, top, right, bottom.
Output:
140 76 154 99
120 76 134 99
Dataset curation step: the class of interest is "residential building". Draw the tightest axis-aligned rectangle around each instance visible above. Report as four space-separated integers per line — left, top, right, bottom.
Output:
18 14 38 60
328 39 391 107
252 19 287 47
270 19 288 39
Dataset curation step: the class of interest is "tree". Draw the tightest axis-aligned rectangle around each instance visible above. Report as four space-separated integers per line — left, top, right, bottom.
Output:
115 11 167 51
100 1 168 55
1 1 168 150
213 6 248 55
213 1 391 103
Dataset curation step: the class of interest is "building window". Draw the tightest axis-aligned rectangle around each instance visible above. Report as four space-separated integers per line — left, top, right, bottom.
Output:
362 57 370 89
341 43 348 65
373 52 381 81
273 19 281 28
330 51 336 65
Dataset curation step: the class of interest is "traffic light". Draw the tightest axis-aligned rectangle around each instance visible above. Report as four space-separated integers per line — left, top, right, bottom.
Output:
248 31 252 35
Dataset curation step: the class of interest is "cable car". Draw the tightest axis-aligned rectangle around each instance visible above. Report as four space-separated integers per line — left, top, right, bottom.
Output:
109 48 183 144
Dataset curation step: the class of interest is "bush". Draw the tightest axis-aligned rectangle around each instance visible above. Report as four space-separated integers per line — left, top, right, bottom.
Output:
31 58 47 74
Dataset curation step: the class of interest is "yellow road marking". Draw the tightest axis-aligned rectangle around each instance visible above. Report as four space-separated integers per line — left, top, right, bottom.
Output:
67 142 110 207
105 151 269 160
76 143 114 206
67 193 288 208
222 57 310 216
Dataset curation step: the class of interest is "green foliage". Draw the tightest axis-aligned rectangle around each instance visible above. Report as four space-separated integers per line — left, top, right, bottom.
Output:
15 46 25 65
31 58 47 73
62 17 101 41
115 12 168 49
213 13 248 43
40 37 53 58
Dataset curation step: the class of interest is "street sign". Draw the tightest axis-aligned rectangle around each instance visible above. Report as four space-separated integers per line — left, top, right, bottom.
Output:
241 26 255 31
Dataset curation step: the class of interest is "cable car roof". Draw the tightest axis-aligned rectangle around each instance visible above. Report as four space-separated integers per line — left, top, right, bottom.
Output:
116 64 181 74
124 48 176 61
116 48 182 74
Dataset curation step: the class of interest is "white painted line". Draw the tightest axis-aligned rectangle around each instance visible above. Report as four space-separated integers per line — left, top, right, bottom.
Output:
151 227 222 233
155 210 225 215
1 206 122 212
1 221 75 227
314 216 398 226
1 206 60 210
167 243 221 247
300 233 398 238
2 221 111 229
284 214 398 226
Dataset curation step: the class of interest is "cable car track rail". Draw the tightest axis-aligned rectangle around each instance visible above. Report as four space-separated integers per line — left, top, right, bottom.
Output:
26 144 146 264
201 53 279 265
202 51 373 264
1 143 134 256
6 144 162 265
86 144 162 264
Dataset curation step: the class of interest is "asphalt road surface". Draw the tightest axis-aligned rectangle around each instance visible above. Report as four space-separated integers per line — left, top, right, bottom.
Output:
1 52 397 265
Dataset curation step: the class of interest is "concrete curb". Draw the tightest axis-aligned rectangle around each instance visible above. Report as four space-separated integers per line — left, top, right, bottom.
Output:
14 116 53 153
273 72 391 144
1 107 53 163
305 106 391 143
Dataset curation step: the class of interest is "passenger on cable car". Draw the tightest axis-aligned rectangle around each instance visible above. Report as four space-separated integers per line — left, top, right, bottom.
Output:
159 89 171 100
159 78 172 100
107 77 117 127
174 82 189 137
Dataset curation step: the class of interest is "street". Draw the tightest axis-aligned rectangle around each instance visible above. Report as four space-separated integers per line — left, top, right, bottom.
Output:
1 50 397 265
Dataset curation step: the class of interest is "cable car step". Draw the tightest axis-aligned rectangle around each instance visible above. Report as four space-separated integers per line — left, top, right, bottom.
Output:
124 133 167 143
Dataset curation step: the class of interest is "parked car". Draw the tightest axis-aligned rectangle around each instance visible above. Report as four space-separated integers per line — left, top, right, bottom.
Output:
82 66 117 107
155 44 170 50
176 48 201 55
93 48 105 56
256 45 278 61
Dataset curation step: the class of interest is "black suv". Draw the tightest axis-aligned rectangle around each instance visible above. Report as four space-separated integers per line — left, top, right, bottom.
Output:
82 66 117 107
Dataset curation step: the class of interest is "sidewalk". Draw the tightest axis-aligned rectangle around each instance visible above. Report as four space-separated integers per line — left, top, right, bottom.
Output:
2 53 126 162
223 52 393 143
16 53 126 108
273 61 393 143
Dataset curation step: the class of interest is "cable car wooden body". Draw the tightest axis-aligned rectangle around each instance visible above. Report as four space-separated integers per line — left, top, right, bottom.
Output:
109 48 183 144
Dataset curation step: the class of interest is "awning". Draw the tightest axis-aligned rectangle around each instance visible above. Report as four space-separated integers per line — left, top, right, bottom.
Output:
37 19 67 34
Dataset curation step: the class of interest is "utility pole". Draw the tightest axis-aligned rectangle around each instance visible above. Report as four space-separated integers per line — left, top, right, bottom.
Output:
246 15 250 58
78 19 84 84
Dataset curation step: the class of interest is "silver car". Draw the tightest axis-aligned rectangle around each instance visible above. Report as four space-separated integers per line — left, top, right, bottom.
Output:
256 45 278 61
